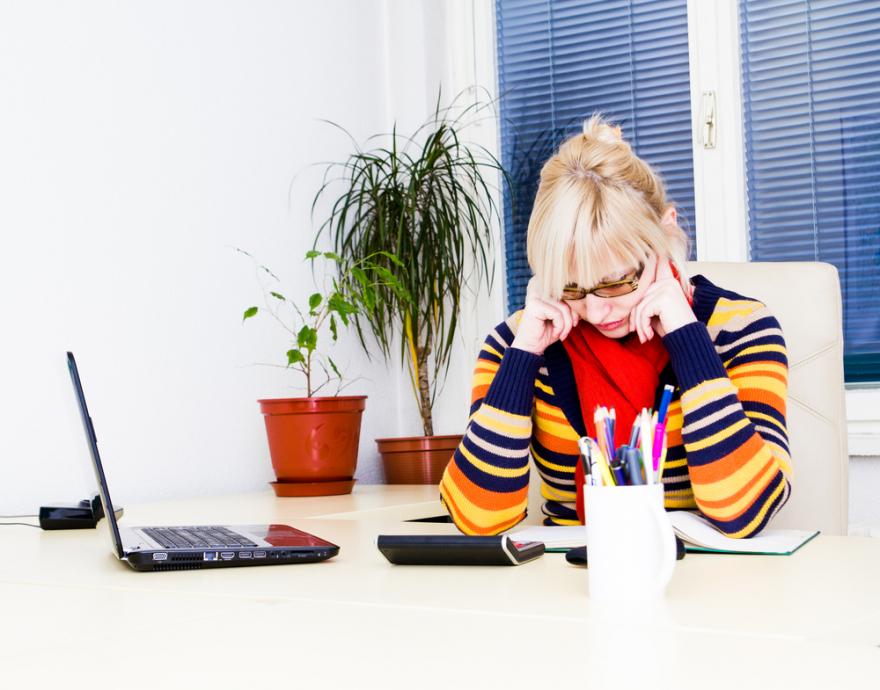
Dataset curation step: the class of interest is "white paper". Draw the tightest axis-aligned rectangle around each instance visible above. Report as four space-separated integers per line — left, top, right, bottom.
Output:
668 511 819 554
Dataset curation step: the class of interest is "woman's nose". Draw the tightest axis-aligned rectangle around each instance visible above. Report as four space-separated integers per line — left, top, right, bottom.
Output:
584 293 611 323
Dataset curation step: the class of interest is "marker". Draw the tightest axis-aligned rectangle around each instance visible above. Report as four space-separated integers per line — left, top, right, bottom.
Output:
652 422 665 476
640 408 653 485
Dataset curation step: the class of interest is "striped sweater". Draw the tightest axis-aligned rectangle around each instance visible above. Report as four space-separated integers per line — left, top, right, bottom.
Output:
439 276 792 537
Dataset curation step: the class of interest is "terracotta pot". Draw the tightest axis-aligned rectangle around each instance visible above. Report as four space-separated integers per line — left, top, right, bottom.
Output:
376 434 463 485
259 397 366 488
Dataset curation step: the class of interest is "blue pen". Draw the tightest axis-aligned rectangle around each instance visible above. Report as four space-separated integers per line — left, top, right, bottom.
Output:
623 447 643 486
657 384 674 425
610 450 626 487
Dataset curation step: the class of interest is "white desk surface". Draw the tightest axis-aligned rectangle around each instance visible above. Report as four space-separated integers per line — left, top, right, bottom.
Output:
2 486 878 688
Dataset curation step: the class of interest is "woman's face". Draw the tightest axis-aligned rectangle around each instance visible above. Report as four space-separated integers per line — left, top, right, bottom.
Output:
565 254 659 339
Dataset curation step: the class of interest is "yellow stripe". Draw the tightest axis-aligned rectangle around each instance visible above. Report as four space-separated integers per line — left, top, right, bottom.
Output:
686 417 750 452
731 375 787 400
747 410 787 434
716 479 786 539
458 443 529 479
482 345 503 359
531 447 576 474
535 380 554 395
534 416 581 441
542 482 575 502
681 379 739 413
729 360 787 377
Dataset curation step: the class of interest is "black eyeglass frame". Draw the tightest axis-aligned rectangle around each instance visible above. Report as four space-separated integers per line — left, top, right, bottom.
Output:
561 262 646 301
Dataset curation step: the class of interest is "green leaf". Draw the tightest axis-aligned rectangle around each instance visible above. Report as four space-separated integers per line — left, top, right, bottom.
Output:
323 251 342 262
328 357 341 379
242 307 258 322
286 349 305 365
308 293 322 311
297 325 318 352
305 250 322 259
330 314 338 341
269 292 285 301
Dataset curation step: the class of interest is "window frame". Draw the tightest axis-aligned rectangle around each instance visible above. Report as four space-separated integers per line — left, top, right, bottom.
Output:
687 0 880 453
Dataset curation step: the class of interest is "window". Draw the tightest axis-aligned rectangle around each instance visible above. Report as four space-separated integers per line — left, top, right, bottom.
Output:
496 0 697 315
740 0 880 383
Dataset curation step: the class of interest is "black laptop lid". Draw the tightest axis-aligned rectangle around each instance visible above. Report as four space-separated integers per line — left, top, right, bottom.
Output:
66 352 125 559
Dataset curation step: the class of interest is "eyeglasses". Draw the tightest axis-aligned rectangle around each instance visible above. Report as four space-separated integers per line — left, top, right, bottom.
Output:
561 263 645 300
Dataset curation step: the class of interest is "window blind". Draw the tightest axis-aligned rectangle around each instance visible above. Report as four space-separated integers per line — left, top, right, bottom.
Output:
496 0 696 316
741 0 880 382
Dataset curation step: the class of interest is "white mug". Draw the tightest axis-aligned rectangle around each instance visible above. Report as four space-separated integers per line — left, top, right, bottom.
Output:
583 483 677 602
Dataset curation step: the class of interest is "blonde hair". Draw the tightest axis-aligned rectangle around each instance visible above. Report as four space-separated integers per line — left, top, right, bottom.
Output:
526 114 689 301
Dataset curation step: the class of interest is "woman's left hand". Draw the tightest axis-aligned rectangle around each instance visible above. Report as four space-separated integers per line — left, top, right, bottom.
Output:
629 259 697 343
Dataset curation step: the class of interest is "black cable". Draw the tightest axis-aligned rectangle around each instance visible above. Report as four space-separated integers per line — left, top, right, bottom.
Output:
0 522 40 528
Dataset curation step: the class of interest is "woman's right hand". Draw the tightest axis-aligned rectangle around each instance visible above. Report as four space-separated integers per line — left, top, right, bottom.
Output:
511 297 579 355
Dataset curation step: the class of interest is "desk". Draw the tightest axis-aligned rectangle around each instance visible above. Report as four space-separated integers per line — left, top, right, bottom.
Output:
2 486 878 688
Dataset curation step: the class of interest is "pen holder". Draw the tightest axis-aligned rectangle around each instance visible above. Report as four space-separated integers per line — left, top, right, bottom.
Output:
583 483 676 602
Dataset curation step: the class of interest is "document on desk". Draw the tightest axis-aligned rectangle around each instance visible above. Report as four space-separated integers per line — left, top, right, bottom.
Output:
667 511 819 554
509 513 819 555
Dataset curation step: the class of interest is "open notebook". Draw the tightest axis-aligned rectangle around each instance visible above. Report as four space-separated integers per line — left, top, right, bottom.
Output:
510 512 819 555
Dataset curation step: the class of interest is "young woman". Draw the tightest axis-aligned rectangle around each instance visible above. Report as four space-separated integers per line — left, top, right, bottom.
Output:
440 116 792 538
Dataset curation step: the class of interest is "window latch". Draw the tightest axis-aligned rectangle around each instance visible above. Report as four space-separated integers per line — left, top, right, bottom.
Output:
698 91 717 149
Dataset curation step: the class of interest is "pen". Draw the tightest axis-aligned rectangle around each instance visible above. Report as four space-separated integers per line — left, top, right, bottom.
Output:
610 455 626 487
652 422 665 476
577 436 592 478
657 384 674 425
623 447 643 486
640 408 653 485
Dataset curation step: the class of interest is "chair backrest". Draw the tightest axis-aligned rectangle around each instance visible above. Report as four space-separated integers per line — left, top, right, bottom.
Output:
688 261 848 535
524 261 849 535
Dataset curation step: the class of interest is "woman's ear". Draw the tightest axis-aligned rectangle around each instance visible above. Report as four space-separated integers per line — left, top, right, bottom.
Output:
661 206 678 228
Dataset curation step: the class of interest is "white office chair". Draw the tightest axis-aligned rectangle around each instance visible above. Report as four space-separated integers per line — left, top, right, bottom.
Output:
525 261 849 535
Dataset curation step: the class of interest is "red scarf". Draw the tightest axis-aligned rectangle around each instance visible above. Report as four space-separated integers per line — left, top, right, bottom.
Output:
563 322 669 446
563 322 669 522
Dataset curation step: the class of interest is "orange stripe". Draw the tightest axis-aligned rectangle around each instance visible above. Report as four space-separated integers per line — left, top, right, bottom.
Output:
443 461 526 513
687 433 766 485
737 389 786 415
697 458 779 519
533 423 577 454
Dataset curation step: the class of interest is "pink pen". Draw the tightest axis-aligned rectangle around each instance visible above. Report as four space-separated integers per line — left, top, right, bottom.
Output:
652 422 665 475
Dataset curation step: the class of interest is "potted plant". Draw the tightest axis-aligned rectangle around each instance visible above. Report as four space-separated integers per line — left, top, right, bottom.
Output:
314 96 511 484
239 248 410 496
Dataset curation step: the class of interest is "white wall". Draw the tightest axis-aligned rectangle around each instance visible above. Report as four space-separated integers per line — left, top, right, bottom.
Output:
0 0 487 514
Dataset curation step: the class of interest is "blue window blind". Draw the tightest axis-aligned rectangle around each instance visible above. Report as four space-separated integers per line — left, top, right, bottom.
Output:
741 0 880 382
496 0 696 316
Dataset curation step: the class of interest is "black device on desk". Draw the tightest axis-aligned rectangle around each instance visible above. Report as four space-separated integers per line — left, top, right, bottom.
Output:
65 352 339 571
376 534 545 566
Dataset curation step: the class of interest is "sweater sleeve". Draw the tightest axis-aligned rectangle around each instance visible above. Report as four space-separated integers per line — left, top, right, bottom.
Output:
662 302 792 538
439 316 543 535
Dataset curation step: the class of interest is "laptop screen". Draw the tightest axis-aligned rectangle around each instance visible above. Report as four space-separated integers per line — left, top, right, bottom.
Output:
66 352 125 559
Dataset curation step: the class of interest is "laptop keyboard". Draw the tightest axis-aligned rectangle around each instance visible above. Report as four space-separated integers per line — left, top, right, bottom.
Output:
142 526 258 549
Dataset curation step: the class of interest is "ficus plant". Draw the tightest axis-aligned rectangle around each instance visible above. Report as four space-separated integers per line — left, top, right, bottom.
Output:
238 248 410 397
313 92 512 435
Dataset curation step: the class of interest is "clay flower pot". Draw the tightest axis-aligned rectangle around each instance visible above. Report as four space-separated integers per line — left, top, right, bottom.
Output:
376 434 463 485
259 396 366 496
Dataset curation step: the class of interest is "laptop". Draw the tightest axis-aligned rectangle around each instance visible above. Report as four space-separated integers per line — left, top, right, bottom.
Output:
66 351 340 572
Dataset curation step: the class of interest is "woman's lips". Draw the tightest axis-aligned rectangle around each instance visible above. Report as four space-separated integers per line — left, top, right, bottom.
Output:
595 319 624 331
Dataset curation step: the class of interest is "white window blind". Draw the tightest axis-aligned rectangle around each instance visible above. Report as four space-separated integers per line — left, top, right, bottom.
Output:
496 0 696 315
741 0 880 382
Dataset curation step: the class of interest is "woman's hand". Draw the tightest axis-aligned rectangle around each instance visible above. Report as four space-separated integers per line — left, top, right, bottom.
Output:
629 259 696 343
511 297 579 355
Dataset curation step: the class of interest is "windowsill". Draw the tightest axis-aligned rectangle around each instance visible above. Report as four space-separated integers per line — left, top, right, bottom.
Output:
846 388 880 456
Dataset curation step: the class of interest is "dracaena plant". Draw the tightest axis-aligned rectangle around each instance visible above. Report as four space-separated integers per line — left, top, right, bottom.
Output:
313 92 511 435
238 248 410 397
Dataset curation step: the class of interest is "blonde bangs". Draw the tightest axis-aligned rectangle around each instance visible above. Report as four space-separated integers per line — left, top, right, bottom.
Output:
524 115 691 305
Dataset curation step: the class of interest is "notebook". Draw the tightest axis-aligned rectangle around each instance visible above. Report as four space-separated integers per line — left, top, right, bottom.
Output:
66 351 340 572
510 512 819 555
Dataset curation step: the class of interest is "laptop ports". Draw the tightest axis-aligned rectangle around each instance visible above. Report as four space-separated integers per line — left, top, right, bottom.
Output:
253 551 267 559
203 552 217 561
239 552 252 559
220 552 235 560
